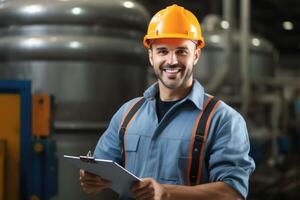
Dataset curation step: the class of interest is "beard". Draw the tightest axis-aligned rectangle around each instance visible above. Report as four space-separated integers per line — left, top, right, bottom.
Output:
153 63 193 90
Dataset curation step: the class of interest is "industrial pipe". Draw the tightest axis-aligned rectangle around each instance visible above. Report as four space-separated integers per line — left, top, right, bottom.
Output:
240 0 251 115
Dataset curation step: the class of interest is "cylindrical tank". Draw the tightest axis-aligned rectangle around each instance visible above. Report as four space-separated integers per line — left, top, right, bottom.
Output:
0 1 150 199
0 0 150 129
195 15 277 94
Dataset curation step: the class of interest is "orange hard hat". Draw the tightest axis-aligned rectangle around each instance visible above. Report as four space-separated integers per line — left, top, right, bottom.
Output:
143 4 205 49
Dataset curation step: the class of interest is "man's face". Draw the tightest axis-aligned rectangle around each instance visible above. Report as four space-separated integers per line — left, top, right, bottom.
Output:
148 38 200 90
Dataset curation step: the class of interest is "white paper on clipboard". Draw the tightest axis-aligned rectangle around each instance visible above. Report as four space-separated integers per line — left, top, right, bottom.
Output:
64 155 140 198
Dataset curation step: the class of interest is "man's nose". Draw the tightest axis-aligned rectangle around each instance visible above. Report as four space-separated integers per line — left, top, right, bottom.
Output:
166 52 178 65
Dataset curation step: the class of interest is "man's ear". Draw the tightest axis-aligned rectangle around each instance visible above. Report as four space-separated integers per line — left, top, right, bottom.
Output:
148 49 153 66
193 48 201 65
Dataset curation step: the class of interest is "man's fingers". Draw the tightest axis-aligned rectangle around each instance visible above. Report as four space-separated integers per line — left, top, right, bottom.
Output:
81 177 111 185
135 192 153 200
82 185 107 194
79 169 85 178
81 181 112 193
80 176 112 187
83 184 109 190
132 179 155 200
81 180 111 187
80 170 98 177
81 171 98 179
134 185 154 200
80 175 101 182
79 169 112 195
131 179 152 192
79 170 111 183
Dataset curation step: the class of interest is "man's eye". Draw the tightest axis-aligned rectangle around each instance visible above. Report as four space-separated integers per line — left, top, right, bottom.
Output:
157 50 168 55
177 50 188 55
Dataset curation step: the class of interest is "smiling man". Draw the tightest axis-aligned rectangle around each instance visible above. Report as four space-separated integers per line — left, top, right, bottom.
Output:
149 38 199 100
80 4 255 200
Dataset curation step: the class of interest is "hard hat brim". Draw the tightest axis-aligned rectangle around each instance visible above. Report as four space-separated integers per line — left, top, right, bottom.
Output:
143 34 205 49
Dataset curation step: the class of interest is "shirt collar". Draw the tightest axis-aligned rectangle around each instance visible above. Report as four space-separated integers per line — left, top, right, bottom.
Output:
143 82 159 100
185 80 205 110
143 80 205 110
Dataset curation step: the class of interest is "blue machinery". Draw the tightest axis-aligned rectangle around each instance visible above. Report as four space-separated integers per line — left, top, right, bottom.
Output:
0 80 57 200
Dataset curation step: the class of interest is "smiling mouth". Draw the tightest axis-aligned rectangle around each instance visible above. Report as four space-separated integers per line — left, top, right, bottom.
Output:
163 68 180 73
162 67 182 73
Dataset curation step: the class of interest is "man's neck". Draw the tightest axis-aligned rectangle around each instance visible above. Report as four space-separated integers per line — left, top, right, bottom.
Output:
158 80 193 101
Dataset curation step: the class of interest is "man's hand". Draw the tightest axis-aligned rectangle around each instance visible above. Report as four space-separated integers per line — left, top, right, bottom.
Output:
79 169 112 195
131 178 169 200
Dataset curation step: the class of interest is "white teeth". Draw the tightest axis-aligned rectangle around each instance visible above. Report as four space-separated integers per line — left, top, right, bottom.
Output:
164 68 180 73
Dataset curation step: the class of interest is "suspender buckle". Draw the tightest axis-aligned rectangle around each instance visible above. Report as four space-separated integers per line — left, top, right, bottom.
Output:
120 126 126 132
194 134 204 142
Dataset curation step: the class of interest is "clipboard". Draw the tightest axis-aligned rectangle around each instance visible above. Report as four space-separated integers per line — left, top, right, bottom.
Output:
64 155 140 198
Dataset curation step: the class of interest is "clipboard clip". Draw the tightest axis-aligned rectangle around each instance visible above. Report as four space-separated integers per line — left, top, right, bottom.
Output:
80 156 96 163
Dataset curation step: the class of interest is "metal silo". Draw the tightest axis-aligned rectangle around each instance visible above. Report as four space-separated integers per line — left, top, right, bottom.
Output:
0 0 150 199
195 15 277 95
0 0 150 129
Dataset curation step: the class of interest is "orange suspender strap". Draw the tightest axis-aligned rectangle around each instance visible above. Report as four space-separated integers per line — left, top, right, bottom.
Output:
187 96 221 185
119 97 146 167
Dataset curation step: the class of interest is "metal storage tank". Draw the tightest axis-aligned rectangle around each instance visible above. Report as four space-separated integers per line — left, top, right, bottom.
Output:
195 15 280 172
0 0 150 199
195 15 278 94
0 0 150 129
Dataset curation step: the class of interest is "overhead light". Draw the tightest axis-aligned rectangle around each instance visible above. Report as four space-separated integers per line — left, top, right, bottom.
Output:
211 35 220 43
22 5 44 14
69 41 81 49
282 21 293 30
22 38 43 47
71 7 82 15
220 20 230 29
123 1 134 8
252 38 260 47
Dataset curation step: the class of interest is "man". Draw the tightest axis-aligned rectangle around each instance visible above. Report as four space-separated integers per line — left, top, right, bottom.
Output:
80 4 255 200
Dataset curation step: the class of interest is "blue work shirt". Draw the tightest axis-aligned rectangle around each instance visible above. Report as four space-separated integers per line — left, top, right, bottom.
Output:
94 80 255 199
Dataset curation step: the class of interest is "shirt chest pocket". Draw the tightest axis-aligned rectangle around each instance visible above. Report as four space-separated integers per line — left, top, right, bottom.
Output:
124 134 140 172
159 139 191 185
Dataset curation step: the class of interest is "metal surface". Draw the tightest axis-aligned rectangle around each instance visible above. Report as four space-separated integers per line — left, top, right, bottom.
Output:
0 0 150 128
196 14 277 95
0 36 146 62
0 2 150 199
205 0 234 92
52 131 118 200
0 62 146 125
0 0 149 29
240 0 251 114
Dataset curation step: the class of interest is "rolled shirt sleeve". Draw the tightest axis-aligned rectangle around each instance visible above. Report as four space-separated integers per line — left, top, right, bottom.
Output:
207 104 255 199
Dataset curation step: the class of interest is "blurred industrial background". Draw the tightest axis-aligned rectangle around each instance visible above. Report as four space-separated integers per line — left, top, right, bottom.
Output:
0 0 299 200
